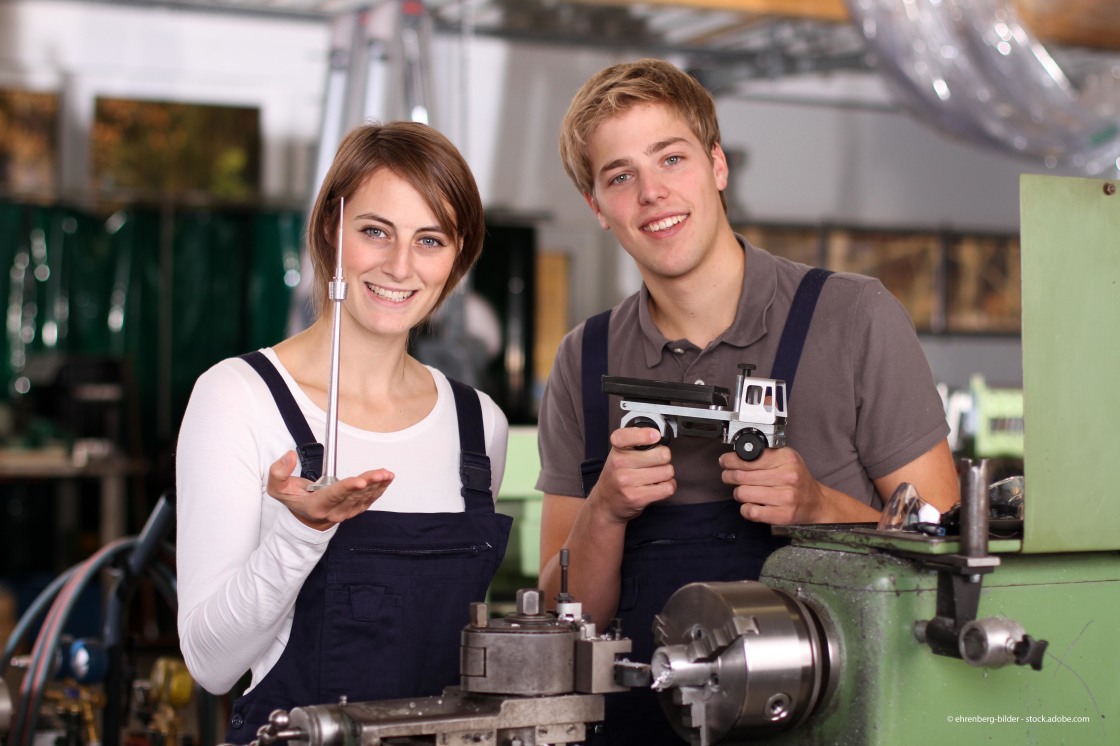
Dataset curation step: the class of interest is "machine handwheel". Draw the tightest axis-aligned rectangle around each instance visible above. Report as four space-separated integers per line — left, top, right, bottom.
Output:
733 429 767 461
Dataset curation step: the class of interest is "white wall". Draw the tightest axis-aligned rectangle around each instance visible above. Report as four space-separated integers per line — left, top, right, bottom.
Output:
718 96 1039 234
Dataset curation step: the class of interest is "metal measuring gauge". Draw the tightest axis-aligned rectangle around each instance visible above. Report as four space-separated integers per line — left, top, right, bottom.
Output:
308 197 347 491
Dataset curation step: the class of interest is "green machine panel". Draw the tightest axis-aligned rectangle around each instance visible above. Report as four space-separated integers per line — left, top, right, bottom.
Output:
761 543 1120 745
1020 174 1120 552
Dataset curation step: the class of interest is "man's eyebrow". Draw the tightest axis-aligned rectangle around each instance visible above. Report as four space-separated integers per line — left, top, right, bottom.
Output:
596 137 690 180
597 156 632 179
646 137 688 155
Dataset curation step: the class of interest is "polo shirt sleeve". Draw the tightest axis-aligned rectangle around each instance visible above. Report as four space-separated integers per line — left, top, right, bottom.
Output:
849 280 951 480
535 323 590 497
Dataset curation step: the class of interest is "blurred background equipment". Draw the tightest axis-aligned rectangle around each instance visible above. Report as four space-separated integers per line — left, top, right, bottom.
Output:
0 491 218 746
129 656 198 746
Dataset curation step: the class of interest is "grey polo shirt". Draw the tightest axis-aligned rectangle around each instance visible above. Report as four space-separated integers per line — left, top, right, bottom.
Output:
535 237 949 510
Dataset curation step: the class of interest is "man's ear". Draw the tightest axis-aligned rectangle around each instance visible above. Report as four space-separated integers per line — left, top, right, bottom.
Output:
583 192 611 231
711 143 730 192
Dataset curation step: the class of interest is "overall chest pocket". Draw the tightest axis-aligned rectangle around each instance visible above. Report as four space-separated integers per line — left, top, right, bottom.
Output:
319 540 500 703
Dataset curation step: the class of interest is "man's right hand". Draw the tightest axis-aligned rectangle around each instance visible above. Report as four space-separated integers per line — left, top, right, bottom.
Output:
589 426 676 522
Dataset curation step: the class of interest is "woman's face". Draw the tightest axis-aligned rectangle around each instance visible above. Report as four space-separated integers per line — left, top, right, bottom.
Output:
334 168 459 339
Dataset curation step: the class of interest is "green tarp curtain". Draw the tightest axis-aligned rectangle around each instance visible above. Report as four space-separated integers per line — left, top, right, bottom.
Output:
0 198 303 468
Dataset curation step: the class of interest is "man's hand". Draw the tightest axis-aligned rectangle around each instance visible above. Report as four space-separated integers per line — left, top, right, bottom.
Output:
720 446 882 525
267 451 395 530
719 446 827 525
590 426 676 523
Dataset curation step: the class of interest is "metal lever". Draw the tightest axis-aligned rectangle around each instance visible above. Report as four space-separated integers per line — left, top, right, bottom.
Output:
309 197 347 491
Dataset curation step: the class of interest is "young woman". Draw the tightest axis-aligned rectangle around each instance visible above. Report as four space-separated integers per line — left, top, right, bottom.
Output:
175 122 511 742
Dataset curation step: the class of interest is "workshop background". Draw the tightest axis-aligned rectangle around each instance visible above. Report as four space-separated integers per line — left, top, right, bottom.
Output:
0 0 1117 744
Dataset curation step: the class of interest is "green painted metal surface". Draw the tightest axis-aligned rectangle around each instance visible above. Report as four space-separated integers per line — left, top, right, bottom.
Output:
782 523 1023 556
496 426 544 579
759 543 1120 746
1020 175 1120 552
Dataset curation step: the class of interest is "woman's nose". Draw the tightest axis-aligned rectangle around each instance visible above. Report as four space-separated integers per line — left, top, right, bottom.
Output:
382 241 413 278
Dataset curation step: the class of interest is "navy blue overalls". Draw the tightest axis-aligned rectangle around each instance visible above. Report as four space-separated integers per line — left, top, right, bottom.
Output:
226 352 512 743
580 269 831 745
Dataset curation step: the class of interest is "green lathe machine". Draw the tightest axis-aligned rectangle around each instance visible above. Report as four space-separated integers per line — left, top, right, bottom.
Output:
647 174 1120 745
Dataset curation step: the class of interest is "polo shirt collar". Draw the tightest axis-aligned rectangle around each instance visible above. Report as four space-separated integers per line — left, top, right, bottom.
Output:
636 234 776 368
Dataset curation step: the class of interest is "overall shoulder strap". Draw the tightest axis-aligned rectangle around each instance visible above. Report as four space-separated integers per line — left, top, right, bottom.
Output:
239 351 323 481
579 309 612 497
447 377 494 512
770 267 833 397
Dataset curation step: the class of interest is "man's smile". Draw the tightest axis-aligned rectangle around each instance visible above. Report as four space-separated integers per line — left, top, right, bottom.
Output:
642 214 688 233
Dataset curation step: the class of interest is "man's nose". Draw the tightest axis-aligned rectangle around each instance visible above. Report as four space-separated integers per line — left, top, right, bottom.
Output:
638 172 669 204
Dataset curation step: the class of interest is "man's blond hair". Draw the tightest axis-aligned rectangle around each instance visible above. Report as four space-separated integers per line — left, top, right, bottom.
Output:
559 58 722 196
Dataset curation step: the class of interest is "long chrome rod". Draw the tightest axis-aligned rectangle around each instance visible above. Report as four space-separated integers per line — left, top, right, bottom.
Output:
309 197 347 491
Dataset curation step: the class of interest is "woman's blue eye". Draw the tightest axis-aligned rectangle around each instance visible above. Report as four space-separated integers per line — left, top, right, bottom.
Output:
363 226 386 238
419 236 446 249
665 155 681 165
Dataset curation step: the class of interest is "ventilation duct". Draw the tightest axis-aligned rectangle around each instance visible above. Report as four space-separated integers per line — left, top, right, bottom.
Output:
845 0 1120 175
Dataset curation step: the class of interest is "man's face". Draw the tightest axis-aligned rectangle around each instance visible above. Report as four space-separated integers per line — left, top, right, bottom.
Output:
584 102 729 282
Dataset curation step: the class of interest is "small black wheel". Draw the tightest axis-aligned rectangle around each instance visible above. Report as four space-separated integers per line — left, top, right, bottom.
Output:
627 416 671 450
733 429 767 461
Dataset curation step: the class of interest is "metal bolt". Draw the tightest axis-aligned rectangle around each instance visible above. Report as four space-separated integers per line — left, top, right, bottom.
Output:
470 602 489 628
1105 182 1116 196
516 588 544 616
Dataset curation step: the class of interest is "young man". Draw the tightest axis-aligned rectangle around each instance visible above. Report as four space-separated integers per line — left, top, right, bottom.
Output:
535 58 960 744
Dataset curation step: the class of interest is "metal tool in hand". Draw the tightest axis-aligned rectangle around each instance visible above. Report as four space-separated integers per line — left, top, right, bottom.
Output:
308 197 347 491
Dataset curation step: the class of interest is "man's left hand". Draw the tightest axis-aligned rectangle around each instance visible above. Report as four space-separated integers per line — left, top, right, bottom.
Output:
719 446 826 525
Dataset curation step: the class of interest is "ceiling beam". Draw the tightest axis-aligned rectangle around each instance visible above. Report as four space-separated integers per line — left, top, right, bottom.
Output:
1015 0 1120 51
578 0 849 23
577 0 1120 50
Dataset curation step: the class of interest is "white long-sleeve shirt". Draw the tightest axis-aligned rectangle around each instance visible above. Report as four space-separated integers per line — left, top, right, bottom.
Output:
175 348 508 695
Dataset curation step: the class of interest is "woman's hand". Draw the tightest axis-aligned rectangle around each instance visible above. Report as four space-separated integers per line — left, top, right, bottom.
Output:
267 451 395 530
